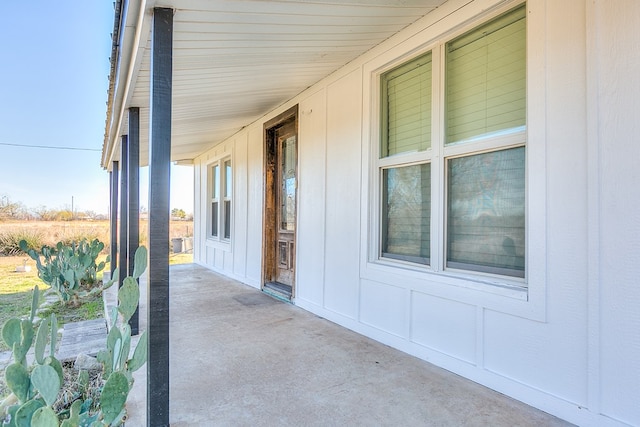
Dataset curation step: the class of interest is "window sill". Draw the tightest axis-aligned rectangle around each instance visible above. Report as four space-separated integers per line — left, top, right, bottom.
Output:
426 269 528 300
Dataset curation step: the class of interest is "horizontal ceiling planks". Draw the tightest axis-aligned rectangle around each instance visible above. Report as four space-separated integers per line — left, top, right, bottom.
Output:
172 31 398 43
175 12 418 28
174 21 404 36
117 0 446 165
174 0 437 18
172 39 378 51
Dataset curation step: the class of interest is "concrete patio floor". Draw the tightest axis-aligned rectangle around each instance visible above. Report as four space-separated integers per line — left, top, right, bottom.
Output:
125 263 571 426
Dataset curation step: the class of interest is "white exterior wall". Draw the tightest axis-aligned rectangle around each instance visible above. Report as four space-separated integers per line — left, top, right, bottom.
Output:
588 1 640 424
193 0 640 425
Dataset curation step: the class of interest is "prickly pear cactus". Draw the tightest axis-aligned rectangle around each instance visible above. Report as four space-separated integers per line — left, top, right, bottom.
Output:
30 365 61 407
20 238 111 307
4 362 31 402
1 246 149 427
14 398 45 426
1 287 64 426
100 372 129 424
2 286 39 367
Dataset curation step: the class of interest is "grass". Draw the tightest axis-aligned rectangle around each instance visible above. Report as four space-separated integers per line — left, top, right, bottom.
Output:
0 220 194 351
37 294 104 326
0 256 44 351
0 256 108 400
0 255 110 353
0 256 47 399
1 251 192 351
0 223 194 405
170 253 193 265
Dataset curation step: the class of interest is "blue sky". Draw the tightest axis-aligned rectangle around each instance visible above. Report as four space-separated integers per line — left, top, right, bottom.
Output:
0 2 193 215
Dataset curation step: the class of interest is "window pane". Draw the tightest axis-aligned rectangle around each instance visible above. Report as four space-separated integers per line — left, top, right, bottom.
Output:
382 163 430 264
281 135 296 231
211 201 218 237
381 52 432 157
446 5 526 144
447 147 525 277
212 164 219 199
223 200 231 239
224 160 232 198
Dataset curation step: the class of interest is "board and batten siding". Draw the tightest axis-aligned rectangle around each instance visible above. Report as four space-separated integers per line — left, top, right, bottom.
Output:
193 0 640 425
590 1 640 424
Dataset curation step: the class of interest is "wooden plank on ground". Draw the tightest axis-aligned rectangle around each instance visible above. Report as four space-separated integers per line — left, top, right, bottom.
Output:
56 319 107 362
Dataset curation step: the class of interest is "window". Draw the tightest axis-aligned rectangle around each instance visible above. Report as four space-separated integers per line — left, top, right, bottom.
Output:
382 163 431 265
209 158 232 241
446 147 525 277
380 52 433 265
378 4 526 281
210 164 219 237
223 159 232 240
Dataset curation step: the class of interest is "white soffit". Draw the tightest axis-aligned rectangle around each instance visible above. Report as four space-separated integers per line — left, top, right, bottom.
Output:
106 0 448 166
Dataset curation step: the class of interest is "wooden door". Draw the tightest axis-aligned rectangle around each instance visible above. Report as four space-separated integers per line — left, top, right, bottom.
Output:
263 106 298 298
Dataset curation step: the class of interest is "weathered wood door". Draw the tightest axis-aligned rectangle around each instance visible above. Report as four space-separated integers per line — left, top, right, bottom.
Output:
263 106 298 297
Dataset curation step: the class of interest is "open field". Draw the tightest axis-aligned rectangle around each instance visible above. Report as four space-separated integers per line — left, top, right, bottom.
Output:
1 255 193 350
0 219 194 353
0 219 193 254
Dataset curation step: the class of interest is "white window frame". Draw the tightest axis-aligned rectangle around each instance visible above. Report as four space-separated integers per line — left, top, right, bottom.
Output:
360 0 547 321
207 155 232 244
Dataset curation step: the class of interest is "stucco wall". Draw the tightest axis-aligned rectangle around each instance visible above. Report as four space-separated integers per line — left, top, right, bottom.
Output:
193 0 640 425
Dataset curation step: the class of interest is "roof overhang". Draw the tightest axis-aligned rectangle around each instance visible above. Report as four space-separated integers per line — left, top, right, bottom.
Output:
101 0 450 169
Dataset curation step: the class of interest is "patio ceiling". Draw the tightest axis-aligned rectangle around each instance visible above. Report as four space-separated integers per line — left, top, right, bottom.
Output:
101 0 449 169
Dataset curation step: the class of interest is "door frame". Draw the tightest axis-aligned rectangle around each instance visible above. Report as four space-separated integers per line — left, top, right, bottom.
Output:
262 105 299 297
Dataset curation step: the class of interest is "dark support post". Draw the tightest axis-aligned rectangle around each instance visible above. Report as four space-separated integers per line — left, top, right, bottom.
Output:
109 161 119 281
148 7 173 426
119 135 129 288
128 107 140 335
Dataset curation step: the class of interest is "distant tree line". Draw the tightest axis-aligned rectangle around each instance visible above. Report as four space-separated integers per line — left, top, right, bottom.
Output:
0 195 107 221
171 208 192 220
0 195 192 221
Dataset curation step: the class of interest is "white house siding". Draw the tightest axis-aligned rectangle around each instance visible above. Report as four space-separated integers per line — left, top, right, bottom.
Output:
245 127 264 286
590 1 640 424
323 70 363 318
296 89 327 305
193 0 640 425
